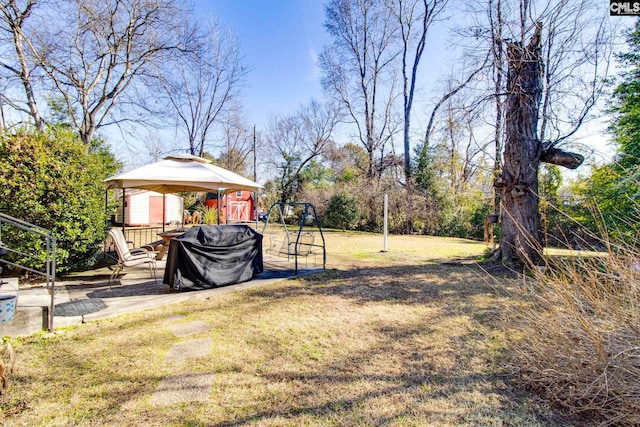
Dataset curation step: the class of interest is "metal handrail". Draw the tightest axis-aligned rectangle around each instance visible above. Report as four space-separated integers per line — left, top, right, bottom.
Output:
0 212 56 331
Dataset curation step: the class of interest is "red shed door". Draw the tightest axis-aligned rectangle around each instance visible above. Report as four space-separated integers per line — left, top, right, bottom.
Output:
149 196 164 225
229 201 248 221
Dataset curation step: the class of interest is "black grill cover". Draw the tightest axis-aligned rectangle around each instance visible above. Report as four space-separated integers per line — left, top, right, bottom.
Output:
163 225 263 290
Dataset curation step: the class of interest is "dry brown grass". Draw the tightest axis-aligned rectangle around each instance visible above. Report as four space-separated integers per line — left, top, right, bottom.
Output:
501 251 640 426
0 233 571 426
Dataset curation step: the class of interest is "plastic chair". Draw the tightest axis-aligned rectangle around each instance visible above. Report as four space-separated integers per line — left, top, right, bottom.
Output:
106 228 157 288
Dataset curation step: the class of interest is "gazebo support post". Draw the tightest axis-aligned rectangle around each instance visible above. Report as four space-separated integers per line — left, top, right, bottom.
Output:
217 191 221 225
162 192 166 232
121 189 126 235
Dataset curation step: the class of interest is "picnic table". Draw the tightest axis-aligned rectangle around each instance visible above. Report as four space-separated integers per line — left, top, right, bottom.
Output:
155 231 184 260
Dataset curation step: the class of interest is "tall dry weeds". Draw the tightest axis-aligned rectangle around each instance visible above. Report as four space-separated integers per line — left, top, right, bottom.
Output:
505 213 640 425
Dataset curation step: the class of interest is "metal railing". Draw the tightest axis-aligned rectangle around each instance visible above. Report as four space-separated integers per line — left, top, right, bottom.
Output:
124 226 165 248
0 212 56 331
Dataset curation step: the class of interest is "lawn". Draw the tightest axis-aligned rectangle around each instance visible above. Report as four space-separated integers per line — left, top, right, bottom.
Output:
1 232 573 426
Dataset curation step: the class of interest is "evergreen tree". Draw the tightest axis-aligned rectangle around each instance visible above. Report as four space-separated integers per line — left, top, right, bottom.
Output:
611 19 640 168
585 19 640 241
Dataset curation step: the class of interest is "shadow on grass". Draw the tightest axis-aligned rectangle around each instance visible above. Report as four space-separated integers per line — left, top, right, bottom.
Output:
247 263 506 306
4 262 578 425
180 264 573 425
142 263 565 425
194 263 563 425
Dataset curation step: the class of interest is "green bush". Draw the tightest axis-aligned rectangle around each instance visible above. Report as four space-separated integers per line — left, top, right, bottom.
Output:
323 191 360 230
0 127 119 275
437 195 492 240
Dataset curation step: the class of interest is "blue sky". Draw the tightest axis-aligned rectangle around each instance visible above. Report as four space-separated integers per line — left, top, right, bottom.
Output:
201 0 329 127
114 1 331 167
117 1 616 170
194 1 456 136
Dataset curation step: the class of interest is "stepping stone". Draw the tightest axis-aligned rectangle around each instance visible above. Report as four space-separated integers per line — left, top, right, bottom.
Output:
53 298 107 316
165 337 213 364
166 320 210 337
149 372 215 405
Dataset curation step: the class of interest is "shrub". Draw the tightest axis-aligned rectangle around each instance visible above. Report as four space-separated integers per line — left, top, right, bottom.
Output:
437 194 492 240
0 127 119 274
323 191 360 230
200 206 218 224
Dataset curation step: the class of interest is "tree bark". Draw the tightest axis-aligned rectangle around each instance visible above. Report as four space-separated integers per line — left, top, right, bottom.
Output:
495 23 544 267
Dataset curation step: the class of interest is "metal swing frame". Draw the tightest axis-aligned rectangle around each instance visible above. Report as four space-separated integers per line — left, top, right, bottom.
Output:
261 202 326 274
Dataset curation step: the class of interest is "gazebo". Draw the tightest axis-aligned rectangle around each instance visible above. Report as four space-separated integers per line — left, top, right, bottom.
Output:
104 154 261 231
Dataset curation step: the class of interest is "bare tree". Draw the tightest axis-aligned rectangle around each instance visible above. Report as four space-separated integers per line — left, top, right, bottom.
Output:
384 0 446 233
490 0 613 266
413 53 489 198
153 18 247 157
488 0 505 216
218 103 254 176
0 0 190 144
440 96 491 196
262 99 340 203
320 0 401 180
0 0 43 130
390 0 447 179
496 23 545 265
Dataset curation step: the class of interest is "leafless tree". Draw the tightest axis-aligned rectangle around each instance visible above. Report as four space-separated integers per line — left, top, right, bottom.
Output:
152 18 247 157
389 0 448 179
262 99 340 203
383 0 447 233
488 0 505 215
218 103 254 176
0 0 191 144
438 96 491 196
488 0 613 266
319 0 401 180
0 0 43 130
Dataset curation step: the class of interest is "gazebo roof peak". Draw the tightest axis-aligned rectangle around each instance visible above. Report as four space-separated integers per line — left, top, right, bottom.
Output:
164 154 211 164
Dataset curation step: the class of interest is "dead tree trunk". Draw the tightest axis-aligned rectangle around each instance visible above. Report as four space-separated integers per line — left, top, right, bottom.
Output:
495 24 544 267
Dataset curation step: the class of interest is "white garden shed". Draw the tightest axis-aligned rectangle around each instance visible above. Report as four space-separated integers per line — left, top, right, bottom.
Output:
119 190 183 226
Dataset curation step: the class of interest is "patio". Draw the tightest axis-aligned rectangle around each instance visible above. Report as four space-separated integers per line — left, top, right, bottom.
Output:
0 255 322 338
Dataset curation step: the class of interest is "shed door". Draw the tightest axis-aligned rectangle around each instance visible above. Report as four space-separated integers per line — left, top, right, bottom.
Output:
230 201 248 221
149 196 164 225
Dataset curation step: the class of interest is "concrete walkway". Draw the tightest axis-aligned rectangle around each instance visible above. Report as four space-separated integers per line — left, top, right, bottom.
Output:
0 258 318 338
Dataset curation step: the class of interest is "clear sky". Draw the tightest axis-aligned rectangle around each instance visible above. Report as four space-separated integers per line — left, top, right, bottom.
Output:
115 1 616 171
199 0 329 127
113 1 331 168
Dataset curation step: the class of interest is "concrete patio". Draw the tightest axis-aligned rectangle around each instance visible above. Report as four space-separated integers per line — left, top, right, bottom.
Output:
0 257 320 338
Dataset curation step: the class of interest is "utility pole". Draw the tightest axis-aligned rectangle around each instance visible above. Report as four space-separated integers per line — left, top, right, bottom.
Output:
253 125 258 225
253 125 257 182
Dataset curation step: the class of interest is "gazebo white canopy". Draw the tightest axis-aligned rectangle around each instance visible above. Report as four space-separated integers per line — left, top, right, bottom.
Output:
105 154 260 193
104 154 261 230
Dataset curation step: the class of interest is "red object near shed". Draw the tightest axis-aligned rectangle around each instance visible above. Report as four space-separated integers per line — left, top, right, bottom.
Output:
205 191 257 222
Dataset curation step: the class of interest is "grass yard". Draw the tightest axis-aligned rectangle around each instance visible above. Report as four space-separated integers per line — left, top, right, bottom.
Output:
323 231 489 268
1 233 575 426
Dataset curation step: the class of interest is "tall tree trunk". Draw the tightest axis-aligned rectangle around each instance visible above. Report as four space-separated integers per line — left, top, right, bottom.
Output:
4 0 44 131
491 0 504 218
496 23 544 267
